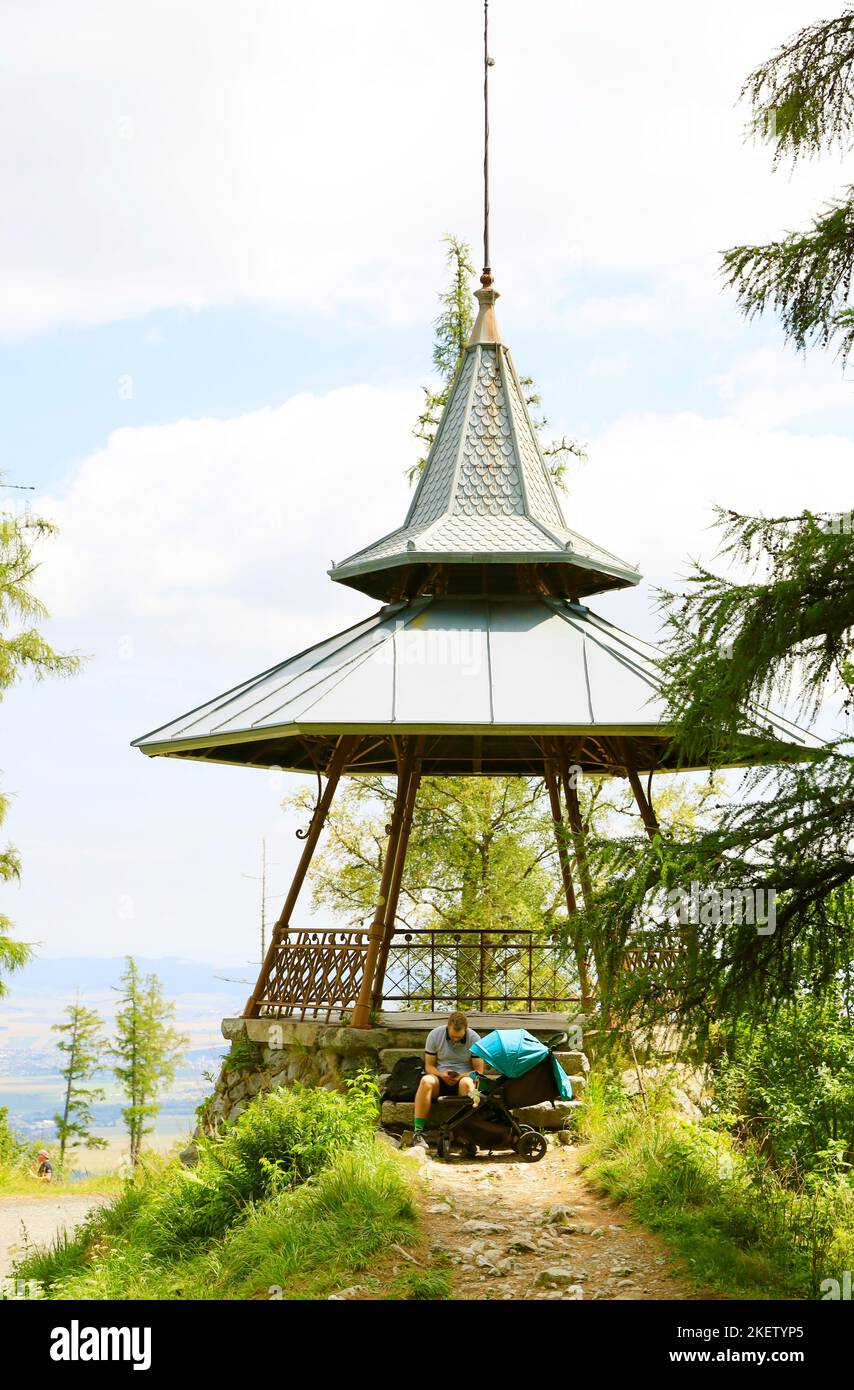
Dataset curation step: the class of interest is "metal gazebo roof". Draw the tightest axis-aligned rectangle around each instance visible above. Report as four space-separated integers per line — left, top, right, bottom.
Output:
132 594 822 776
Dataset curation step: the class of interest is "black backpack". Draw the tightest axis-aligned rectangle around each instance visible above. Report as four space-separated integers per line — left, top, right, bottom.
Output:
381 1055 425 1103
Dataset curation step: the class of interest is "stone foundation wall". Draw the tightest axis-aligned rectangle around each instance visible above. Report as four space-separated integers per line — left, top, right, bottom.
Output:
199 1017 590 1132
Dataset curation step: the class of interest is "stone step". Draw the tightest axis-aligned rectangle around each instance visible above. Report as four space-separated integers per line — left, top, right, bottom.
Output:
381 1097 583 1131
379 1047 588 1073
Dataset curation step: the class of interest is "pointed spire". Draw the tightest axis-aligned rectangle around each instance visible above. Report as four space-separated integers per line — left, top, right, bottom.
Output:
468 280 502 345
327 3 639 603
329 329 640 601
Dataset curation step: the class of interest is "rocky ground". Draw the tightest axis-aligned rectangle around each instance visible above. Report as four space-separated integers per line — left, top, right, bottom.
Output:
395 1136 716 1301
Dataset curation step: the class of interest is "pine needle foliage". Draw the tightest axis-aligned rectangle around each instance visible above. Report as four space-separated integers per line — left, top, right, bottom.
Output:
0 485 81 994
723 8 854 363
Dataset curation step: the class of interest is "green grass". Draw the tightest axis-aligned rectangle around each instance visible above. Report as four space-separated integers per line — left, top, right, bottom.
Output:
391 1262 453 1301
0 1165 125 1198
10 1078 448 1301
577 1071 854 1301
23 1142 420 1300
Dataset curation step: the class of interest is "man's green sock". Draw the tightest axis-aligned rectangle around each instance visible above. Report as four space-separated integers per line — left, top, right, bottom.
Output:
413 1117 426 1132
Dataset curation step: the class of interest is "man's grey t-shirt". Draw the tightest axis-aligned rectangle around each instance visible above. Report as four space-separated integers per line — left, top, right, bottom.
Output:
425 1025 481 1073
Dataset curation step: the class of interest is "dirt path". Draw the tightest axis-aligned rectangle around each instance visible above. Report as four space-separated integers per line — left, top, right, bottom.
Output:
403 1138 715 1301
0 1195 109 1281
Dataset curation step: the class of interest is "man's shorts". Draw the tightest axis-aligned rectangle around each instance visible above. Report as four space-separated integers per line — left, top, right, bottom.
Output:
435 1075 467 1097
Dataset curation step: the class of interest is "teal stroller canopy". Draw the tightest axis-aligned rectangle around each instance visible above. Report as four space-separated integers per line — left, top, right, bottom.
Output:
471 1028 573 1100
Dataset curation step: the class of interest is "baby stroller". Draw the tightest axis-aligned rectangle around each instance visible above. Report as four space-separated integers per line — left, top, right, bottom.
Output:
435 1028 573 1163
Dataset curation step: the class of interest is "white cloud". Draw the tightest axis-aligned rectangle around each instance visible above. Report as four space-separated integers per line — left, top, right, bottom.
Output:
572 411 854 596
33 377 854 663
1 0 845 338
35 383 422 653
709 348 854 428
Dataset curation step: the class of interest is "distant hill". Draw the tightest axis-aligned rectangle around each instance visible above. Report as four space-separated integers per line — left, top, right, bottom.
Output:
4 955 255 999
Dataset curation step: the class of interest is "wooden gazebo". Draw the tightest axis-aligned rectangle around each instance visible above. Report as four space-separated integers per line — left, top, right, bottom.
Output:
133 11 820 1031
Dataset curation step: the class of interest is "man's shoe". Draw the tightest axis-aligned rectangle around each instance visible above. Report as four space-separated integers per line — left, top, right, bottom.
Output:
411 1130 429 1149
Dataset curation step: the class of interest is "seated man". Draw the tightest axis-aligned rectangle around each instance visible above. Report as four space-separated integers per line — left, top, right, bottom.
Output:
411 1010 484 1149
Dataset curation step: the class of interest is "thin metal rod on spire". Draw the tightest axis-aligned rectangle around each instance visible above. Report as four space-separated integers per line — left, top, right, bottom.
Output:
482 0 493 287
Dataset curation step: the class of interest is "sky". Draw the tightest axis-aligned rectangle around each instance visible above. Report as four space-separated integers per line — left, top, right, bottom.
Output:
1 0 852 967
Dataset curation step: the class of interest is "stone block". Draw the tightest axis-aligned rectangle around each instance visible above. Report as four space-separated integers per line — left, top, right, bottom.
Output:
381 1030 434 1049
341 1050 380 1077
512 1100 582 1127
379 1048 423 1071
319 1026 391 1054
559 1052 589 1074
242 1019 329 1048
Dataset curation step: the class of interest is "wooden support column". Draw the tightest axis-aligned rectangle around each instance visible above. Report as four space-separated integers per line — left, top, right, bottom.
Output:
544 756 593 1008
559 738 616 1019
244 735 356 1018
352 739 417 1029
618 737 660 842
544 758 577 915
558 743 595 914
371 742 423 1009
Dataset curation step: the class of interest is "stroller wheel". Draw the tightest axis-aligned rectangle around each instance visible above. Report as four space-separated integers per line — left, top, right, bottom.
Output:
436 1132 452 1162
517 1129 548 1163
462 1141 478 1160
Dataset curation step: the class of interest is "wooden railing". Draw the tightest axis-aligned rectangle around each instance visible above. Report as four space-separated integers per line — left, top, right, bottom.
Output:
251 924 688 1021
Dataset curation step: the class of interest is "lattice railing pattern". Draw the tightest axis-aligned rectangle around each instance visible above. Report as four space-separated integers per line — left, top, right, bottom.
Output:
381 927 581 1012
255 927 370 1021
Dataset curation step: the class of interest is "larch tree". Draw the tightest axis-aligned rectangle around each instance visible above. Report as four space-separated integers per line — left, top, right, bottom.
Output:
603 9 854 1041
723 7 854 363
0 486 80 995
409 234 586 486
112 958 188 1166
52 993 108 1168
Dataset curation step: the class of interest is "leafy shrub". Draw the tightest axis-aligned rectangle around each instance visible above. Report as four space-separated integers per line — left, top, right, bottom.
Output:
0 1106 25 1166
124 1074 379 1255
713 994 854 1178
